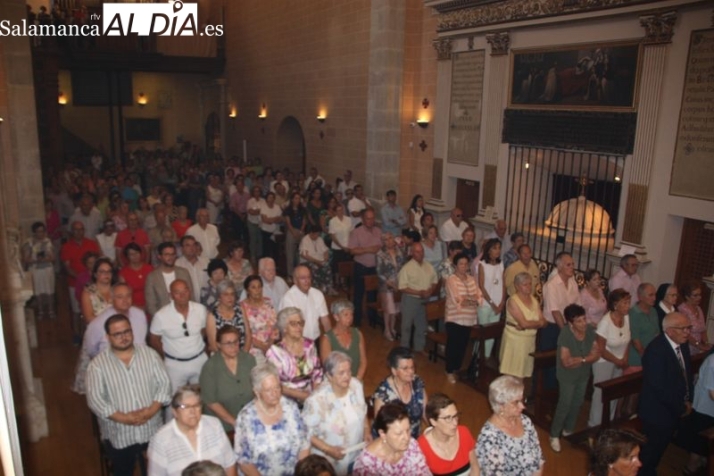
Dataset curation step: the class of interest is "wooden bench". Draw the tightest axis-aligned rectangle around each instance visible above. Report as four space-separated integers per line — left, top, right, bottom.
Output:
466 320 505 390
337 261 354 300
425 299 446 362
525 350 559 429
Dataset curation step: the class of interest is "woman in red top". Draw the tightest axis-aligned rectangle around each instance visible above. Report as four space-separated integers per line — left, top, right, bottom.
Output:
171 205 193 239
118 242 153 311
418 393 479 475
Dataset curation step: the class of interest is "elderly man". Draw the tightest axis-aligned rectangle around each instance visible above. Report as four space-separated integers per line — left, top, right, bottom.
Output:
96 219 118 264
502 232 524 270
303 166 325 191
279 265 331 340
144 242 194 317
86 314 171 476
485 219 508 243
337 169 356 195
439 207 469 242
70 194 104 237
114 212 151 265
380 189 407 237
239 257 289 308
398 242 438 352
175 235 209 303
639 312 694 476
348 208 382 327
348 184 371 228
84 283 148 359
186 208 220 259
629 283 660 371
61 221 100 335
608 254 641 300
147 205 177 256
149 280 208 394
504 244 540 297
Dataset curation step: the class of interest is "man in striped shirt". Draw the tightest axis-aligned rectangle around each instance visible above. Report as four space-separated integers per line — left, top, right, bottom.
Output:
87 314 172 476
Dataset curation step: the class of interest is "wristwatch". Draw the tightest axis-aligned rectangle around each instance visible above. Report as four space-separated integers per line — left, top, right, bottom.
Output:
581 357 586 364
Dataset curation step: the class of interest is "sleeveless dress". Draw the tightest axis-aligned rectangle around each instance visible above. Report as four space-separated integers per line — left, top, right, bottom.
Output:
324 328 361 377
499 293 540 378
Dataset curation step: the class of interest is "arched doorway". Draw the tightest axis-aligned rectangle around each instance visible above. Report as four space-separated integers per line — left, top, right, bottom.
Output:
205 112 220 157
275 116 306 173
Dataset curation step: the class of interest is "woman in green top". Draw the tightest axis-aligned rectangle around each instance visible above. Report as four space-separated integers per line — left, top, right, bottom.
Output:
319 299 368 380
549 304 601 453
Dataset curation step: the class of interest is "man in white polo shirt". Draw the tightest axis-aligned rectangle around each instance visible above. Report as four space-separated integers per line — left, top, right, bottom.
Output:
440 207 469 242
279 265 331 340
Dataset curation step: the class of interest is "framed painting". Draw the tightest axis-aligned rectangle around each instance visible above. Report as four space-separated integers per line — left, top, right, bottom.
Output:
509 40 641 111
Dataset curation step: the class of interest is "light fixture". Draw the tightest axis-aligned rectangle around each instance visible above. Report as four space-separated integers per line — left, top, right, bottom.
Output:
614 175 621 182
229 107 237 119
137 92 148 106
58 92 67 106
524 162 530 169
317 115 326 123
258 103 267 120
416 119 429 128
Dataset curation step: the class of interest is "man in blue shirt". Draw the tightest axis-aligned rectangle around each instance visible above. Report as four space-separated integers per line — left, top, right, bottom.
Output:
380 189 407 236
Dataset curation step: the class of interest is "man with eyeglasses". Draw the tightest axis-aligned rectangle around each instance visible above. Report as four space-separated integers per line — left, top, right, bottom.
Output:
638 312 694 475
439 207 469 243
86 314 171 476
150 279 208 397
144 242 194 317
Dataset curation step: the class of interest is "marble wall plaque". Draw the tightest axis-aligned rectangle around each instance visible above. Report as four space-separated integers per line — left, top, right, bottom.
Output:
448 50 485 166
670 29 714 201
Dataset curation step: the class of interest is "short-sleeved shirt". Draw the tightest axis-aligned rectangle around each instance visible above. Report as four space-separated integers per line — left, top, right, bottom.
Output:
279 286 328 340
199 351 256 431
61 238 100 286
149 301 207 358
115 228 150 252
693 353 714 418
556 325 596 384
328 215 352 250
348 225 382 268
543 273 581 324
418 425 476 476
595 312 631 362
398 259 438 292
628 304 660 367
476 415 544 475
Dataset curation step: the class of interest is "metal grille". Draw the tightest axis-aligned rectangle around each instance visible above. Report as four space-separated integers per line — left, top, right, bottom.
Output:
505 145 623 278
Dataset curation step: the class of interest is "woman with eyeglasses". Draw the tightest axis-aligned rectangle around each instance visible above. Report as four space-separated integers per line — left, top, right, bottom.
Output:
266 307 324 405
206 280 252 354
476 376 544 475
417 393 479 475
148 385 237 476
234 363 310 476
678 280 710 352
199 325 257 432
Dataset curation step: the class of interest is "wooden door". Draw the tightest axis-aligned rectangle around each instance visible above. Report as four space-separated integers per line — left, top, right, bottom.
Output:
675 218 714 313
456 179 480 219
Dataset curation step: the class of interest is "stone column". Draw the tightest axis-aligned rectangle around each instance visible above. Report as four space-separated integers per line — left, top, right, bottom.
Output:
482 32 510 210
429 37 452 207
365 0 406 198
620 11 677 249
216 78 227 159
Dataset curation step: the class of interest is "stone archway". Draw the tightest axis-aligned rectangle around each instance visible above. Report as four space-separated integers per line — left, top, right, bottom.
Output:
274 116 305 173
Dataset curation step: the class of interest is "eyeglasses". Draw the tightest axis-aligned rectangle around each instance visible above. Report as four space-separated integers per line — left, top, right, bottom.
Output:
455 215 462 218
177 403 201 411
109 329 133 338
182 321 189 337
220 339 240 347
288 320 305 328
438 412 460 422
670 325 693 332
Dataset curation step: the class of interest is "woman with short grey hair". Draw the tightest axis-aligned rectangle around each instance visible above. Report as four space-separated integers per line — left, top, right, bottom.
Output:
303 351 369 475
206 278 252 354
319 299 367 380
267 307 323 404
476 376 544 475
235 362 310 475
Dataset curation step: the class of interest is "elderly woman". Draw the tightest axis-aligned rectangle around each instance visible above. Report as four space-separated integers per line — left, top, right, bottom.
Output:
234 363 310 476
295 455 337 476
372 346 428 439
588 288 632 428
302 351 370 475
300 224 333 294
353 402 430 476
200 259 228 310
499 272 547 378
23 221 56 319
240 275 278 362
422 225 445 269
549 304 600 453
319 300 367 381
476 375 544 475
417 393 479 475
655 283 677 332
199 325 257 432
81 257 117 323
206 280 252 354
678 280 710 351
225 241 254 291
590 429 643 476
445 252 483 384
118 243 153 310
266 307 323 404
477 238 506 358
148 385 237 476
376 232 406 341
580 269 608 327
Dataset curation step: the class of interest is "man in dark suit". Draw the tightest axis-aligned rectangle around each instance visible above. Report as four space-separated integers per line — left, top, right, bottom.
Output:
144 242 193 316
638 312 694 475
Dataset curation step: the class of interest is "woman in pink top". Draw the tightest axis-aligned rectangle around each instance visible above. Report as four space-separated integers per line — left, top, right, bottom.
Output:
678 280 710 352
580 269 607 327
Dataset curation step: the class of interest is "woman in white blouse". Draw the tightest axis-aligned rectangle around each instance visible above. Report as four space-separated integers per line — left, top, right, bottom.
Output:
478 238 506 358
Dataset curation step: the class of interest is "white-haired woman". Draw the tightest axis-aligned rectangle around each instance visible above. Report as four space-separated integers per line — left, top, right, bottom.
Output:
234 363 310 476
206 279 252 354
476 376 544 475
319 299 367 381
266 307 323 404
302 351 370 475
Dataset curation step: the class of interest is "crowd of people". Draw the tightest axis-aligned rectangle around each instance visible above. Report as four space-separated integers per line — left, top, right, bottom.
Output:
21 149 714 475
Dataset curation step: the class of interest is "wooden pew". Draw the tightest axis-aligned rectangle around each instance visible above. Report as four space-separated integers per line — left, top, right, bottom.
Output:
466 320 506 391
527 350 558 429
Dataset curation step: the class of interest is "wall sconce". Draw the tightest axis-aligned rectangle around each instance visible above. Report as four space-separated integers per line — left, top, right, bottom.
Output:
229 107 237 119
317 114 326 123
258 103 267 120
614 175 621 182
416 119 429 128
58 92 68 106
137 92 148 107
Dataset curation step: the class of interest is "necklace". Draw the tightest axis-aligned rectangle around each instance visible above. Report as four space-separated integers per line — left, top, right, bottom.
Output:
392 376 411 403
257 398 279 416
